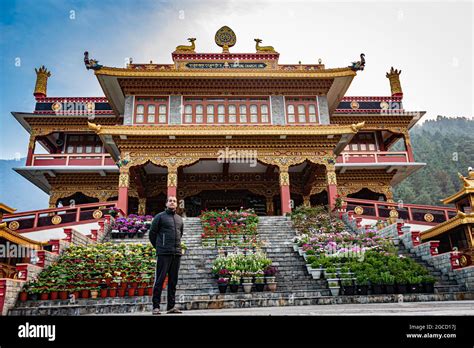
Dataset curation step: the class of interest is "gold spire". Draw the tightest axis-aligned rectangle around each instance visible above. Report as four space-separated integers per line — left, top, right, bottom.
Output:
386 67 403 97
34 65 51 99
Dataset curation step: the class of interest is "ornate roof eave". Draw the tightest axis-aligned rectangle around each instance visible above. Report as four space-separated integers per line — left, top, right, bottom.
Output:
0 203 16 215
0 222 47 248
88 122 365 137
93 66 357 79
421 212 474 241
442 171 474 204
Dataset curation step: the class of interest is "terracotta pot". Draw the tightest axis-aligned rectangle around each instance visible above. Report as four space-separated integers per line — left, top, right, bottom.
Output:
130 282 138 289
100 289 108 298
81 289 90 299
147 287 153 296
73 291 80 299
50 291 58 301
90 290 99 299
59 291 68 300
120 282 128 290
127 288 136 297
137 287 145 296
40 293 49 301
117 289 125 297
109 289 117 297
267 282 277 292
19 291 28 302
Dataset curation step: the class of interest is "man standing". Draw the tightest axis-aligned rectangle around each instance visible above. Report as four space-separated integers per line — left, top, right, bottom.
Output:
148 196 184 315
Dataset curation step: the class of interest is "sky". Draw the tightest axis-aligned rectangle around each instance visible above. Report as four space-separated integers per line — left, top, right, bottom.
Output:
0 0 472 159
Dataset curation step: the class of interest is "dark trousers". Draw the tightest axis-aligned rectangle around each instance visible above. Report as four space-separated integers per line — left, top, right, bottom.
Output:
152 254 181 310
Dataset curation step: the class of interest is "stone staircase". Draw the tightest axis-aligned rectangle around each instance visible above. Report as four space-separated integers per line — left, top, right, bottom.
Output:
396 243 463 293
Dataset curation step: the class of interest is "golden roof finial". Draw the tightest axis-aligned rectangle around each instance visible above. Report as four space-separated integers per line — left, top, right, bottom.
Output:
386 66 403 97
175 38 196 53
34 65 51 99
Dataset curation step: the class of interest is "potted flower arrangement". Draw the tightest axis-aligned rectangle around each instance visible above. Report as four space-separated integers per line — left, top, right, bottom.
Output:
217 278 228 294
328 280 340 296
254 271 265 292
264 265 278 284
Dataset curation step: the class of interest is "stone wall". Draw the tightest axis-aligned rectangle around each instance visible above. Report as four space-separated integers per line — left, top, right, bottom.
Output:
0 279 25 316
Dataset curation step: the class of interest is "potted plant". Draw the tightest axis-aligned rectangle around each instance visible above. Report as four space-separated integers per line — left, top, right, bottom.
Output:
369 273 384 295
356 274 369 295
408 275 423 293
242 282 253 294
80 288 90 299
381 272 396 294
395 273 409 294
217 278 228 294
328 280 340 296
127 287 136 297
264 265 278 283
229 274 240 293
341 277 355 296
49 287 59 301
59 289 69 300
254 271 265 292
421 275 436 293
242 271 253 284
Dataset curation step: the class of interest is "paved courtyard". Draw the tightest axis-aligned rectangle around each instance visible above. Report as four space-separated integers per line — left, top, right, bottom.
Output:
106 300 474 316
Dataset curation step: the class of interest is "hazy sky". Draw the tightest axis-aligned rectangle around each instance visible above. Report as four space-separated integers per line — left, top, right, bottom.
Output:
0 0 472 159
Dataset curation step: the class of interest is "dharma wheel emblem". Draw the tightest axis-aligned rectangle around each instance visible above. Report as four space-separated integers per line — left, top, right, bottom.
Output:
354 206 364 215
424 213 434 222
51 215 62 225
350 101 360 110
389 209 399 218
8 221 20 231
51 102 62 112
92 209 103 219
215 26 236 53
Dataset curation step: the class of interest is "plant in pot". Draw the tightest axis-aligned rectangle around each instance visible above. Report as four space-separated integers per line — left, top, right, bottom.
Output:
381 272 396 294
421 275 436 293
242 271 254 284
328 279 340 296
229 274 240 293
395 272 409 294
254 271 265 292
325 266 338 281
90 287 100 299
369 272 384 295
264 265 278 284
49 287 59 301
355 274 369 295
217 277 229 294
408 275 423 293
341 275 355 296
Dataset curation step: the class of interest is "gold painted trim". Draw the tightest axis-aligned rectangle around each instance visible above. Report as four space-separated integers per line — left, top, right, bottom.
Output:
0 203 16 215
421 212 474 240
0 223 47 248
442 188 474 205
88 122 364 137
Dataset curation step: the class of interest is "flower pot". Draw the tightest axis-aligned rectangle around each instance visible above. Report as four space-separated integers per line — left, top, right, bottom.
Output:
28 293 38 301
130 282 138 289
242 283 253 293
255 283 265 292
137 287 146 296
265 276 276 284
329 287 340 296
19 291 28 302
242 277 252 284
218 284 228 294
91 290 99 299
50 291 58 301
147 287 153 296
120 282 128 290
342 285 355 296
408 284 420 293
109 289 117 297
72 291 80 299
59 291 68 300
372 284 385 295
423 282 434 293
356 285 368 295
396 284 407 294
127 288 136 297
100 289 108 298
229 284 239 293
40 293 49 301
81 289 90 299
117 289 126 297
267 282 277 292
310 269 322 280
385 284 395 294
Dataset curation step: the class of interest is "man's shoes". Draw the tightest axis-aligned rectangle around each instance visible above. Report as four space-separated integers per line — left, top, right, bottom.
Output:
167 307 182 314
152 308 161 315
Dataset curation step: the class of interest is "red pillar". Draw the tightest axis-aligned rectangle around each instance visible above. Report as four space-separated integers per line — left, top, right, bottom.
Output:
26 135 36 166
328 184 338 210
279 168 292 215
326 164 338 210
404 132 415 162
167 169 178 199
118 168 129 215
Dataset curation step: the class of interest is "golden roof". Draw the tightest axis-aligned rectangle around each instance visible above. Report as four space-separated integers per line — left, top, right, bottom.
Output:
0 222 47 248
442 169 474 204
0 203 16 215
421 211 474 240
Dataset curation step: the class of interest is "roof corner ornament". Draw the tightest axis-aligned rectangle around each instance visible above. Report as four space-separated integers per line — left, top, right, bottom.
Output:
34 65 51 99
87 122 102 132
175 38 196 53
254 38 276 53
351 121 365 132
386 66 403 97
84 51 103 70
349 53 365 71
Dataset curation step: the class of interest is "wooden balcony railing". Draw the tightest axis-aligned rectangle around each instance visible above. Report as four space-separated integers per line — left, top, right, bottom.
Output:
336 151 410 164
344 197 457 226
30 153 115 167
2 202 121 233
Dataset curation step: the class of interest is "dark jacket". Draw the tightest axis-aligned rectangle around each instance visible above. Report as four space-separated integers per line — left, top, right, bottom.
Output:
149 208 184 256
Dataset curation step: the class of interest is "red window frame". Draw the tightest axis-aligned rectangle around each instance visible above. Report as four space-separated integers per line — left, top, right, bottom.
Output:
182 97 271 125
344 132 379 152
285 97 319 124
64 134 103 154
134 97 168 125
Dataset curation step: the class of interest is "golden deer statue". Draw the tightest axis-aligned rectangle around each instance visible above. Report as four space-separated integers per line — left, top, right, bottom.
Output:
175 38 196 52
254 38 275 53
